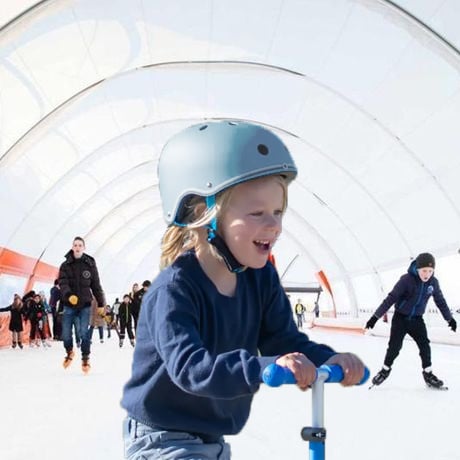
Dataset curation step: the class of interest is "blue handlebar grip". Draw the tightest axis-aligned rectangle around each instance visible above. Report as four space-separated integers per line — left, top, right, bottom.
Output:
262 363 297 387
262 363 370 386
359 366 370 385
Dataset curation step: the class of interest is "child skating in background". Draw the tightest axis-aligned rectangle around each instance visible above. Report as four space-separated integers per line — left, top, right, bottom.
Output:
121 120 365 459
27 293 49 347
118 294 135 348
0 294 25 348
365 252 456 389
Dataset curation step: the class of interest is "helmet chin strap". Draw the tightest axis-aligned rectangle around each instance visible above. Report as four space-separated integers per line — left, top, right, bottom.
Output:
206 195 245 273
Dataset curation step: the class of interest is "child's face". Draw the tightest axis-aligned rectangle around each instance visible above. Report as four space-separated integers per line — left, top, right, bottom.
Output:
418 267 434 282
219 177 284 269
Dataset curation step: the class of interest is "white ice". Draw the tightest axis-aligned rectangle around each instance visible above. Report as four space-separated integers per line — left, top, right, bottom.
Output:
1 328 459 460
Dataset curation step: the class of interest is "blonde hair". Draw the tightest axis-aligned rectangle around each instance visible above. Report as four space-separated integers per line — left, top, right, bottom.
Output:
159 175 288 269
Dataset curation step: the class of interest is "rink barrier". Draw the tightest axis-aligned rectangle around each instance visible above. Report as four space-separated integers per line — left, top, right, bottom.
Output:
307 316 460 346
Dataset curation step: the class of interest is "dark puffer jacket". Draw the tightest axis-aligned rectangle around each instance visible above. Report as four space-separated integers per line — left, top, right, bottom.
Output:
58 250 105 309
374 260 452 320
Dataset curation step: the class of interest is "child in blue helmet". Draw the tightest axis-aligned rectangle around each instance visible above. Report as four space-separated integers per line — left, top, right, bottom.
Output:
365 252 456 389
121 120 365 459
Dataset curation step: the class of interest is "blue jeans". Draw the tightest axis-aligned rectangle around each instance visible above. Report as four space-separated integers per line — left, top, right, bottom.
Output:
123 417 231 459
62 306 91 356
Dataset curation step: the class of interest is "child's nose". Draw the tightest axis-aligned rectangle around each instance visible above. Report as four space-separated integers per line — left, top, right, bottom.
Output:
264 214 281 230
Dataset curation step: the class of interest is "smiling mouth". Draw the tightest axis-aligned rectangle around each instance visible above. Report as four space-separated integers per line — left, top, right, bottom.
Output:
254 239 271 251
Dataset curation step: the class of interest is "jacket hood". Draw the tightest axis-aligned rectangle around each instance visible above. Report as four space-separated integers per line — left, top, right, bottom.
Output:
408 260 418 277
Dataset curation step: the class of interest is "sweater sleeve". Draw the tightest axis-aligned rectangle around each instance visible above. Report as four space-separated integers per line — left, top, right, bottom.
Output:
58 263 72 300
432 279 452 321
151 284 264 400
374 275 407 318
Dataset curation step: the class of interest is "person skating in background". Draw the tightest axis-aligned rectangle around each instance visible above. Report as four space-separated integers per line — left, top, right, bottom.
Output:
38 291 52 341
104 304 115 339
89 297 105 344
365 252 456 389
121 121 365 459
49 279 62 340
294 299 305 329
118 294 135 348
128 283 139 323
0 294 26 349
130 280 151 331
26 293 49 347
112 297 121 323
59 236 106 373
313 300 320 318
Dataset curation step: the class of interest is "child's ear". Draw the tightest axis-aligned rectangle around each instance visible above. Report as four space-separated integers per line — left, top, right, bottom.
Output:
194 201 207 219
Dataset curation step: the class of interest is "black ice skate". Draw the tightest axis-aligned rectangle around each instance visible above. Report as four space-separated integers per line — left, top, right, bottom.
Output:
369 367 391 389
423 371 448 390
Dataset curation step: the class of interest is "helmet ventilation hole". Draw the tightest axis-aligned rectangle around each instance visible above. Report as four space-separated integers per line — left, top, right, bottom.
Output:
199 125 208 131
257 144 269 155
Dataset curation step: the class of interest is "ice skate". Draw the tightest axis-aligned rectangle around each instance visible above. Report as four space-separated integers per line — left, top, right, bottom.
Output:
119 339 124 348
81 355 91 374
63 349 75 369
369 367 391 389
12 341 17 349
18 342 23 349
423 371 448 390
130 339 135 348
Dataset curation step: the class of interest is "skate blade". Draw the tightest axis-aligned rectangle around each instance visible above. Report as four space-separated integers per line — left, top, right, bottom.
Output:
426 384 448 391
82 364 91 374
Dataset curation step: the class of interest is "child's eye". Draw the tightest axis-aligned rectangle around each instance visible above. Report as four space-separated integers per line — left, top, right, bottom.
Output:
250 211 263 216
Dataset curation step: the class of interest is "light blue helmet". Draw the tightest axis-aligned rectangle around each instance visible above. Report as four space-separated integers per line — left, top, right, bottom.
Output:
158 120 297 225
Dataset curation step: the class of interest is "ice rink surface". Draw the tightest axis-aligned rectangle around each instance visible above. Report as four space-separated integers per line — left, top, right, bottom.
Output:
1 328 458 460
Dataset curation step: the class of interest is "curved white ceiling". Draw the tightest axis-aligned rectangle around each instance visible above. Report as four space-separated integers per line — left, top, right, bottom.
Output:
1 0 460 309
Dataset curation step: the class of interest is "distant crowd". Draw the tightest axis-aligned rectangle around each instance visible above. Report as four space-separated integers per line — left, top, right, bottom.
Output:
0 279 151 349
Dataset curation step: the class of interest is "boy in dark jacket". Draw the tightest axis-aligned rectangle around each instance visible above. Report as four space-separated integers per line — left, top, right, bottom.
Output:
366 252 456 389
58 236 106 373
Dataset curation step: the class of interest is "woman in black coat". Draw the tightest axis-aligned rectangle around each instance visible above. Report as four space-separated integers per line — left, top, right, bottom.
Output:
0 294 25 348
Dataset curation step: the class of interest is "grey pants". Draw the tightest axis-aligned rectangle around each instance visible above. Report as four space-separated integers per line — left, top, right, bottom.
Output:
123 417 232 460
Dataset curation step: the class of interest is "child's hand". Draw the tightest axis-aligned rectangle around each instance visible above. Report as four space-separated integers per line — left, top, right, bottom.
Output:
275 352 316 391
324 353 365 387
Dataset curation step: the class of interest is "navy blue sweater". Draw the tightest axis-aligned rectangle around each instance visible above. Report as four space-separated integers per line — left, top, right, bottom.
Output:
121 251 336 438
374 261 452 321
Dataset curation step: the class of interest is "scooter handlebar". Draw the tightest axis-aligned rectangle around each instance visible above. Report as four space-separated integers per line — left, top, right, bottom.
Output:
262 363 370 387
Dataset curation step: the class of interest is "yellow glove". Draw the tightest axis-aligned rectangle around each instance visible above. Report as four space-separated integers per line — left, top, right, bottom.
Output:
68 295 79 306
97 307 105 318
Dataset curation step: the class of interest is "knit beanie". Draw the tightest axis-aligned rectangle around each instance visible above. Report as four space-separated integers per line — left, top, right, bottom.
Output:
415 253 435 269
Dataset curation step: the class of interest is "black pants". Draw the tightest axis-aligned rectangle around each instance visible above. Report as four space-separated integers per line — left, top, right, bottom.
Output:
384 312 431 369
120 318 134 341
